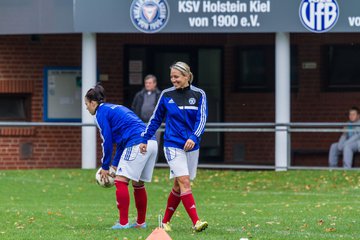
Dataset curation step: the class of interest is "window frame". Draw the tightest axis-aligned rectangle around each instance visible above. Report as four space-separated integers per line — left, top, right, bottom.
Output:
235 45 275 92
234 45 299 92
0 94 31 121
322 44 360 91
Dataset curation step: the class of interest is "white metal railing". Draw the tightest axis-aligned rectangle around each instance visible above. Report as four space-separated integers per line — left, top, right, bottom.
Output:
0 122 97 127
1 121 359 170
1 121 359 128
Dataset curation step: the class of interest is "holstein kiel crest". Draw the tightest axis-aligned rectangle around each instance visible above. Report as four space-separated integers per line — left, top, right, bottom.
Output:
299 0 339 33
130 0 169 33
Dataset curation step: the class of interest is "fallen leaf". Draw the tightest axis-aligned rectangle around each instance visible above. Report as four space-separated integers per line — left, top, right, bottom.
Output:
301 224 308 229
325 228 336 232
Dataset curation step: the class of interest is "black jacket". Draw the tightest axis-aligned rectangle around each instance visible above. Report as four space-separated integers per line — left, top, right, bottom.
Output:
131 88 161 122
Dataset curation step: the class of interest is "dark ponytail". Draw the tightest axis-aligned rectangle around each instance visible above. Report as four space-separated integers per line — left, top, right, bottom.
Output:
85 84 105 104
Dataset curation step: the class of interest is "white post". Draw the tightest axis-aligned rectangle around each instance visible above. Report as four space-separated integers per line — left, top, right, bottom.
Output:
275 32 290 171
81 33 97 169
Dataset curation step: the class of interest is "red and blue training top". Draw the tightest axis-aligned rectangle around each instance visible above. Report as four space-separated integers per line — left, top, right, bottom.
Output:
141 85 207 151
95 103 153 170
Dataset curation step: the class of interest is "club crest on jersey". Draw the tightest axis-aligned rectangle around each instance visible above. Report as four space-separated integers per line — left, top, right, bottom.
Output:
189 98 196 105
299 0 339 33
130 0 170 33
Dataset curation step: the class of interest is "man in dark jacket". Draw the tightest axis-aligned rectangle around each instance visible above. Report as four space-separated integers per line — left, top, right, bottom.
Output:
131 74 161 123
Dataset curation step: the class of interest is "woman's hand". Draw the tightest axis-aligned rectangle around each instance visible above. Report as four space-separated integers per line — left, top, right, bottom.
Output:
100 169 110 183
183 139 195 152
139 143 148 154
110 166 117 177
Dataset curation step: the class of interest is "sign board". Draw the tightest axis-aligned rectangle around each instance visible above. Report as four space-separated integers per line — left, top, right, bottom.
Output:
43 67 82 122
0 0 359 34
74 0 360 33
129 60 143 85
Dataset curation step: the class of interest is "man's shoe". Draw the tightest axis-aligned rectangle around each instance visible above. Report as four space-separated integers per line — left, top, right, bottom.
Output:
130 222 147 229
162 222 172 232
111 222 130 230
193 220 208 232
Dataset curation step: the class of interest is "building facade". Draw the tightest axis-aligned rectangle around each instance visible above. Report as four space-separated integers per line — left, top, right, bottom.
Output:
1 32 360 169
1 0 360 169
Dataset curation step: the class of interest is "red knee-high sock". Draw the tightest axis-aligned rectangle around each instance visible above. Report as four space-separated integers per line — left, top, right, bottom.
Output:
115 180 130 225
181 190 199 225
162 188 181 223
133 185 147 225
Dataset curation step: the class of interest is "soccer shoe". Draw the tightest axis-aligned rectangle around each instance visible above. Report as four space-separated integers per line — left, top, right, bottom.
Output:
193 220 208 232
161 222 172 232
111 222 130 230
130 222 147 229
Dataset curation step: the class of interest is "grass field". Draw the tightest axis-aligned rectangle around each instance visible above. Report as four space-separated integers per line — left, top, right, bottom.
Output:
1 169 360 240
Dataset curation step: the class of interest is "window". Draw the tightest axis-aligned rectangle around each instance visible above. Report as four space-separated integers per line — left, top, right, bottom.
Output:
324 44 360 90
0 94 30 121
235 45 298 91
236 46 274 91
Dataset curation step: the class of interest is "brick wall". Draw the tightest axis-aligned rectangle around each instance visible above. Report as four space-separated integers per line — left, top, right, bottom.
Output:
0 35 83 169
1 33 360 169
290 34 360 166
223 33 360 166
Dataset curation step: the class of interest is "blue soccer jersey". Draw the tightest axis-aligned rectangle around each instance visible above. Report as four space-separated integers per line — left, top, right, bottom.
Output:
141 85 208 150
95 103 148 170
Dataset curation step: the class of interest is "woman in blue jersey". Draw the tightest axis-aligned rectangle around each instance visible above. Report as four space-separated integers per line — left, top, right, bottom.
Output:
85 84 157 230
140 62 208 232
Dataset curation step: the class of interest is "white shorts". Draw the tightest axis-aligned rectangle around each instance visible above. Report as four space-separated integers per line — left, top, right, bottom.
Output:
116 140 158 182
163 147 199 180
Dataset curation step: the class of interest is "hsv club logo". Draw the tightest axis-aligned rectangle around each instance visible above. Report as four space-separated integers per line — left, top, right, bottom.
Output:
130 0 170 33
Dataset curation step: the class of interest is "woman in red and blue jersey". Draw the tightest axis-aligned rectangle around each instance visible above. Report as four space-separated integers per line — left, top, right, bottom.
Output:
140 62 208 232
85 84 157 230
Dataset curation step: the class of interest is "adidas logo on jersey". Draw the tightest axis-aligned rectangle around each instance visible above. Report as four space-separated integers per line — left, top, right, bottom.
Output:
168 99 174 103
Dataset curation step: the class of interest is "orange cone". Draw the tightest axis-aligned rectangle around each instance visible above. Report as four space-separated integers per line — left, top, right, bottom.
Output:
146 227 172 240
